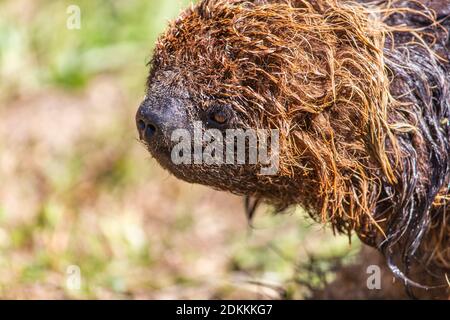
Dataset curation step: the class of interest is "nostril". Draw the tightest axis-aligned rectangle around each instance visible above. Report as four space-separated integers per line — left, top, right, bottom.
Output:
136 105 159 141
145 123 157 140
137 117 157 141
137 119 146 132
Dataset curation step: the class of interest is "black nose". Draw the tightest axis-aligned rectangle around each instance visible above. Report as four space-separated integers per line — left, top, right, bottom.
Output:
136 107 158 142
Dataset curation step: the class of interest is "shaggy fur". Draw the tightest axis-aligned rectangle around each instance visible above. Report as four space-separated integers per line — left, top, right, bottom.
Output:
141 0 449 297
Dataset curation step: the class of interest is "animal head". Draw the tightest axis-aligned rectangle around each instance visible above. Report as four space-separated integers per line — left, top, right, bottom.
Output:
137 0 450 292
136 0 395 212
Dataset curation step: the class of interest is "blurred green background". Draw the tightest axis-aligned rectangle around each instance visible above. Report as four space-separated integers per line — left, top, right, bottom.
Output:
0 0 359 299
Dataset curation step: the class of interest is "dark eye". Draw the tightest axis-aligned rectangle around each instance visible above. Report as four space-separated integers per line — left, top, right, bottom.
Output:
210 111 227 125
206 106 232 128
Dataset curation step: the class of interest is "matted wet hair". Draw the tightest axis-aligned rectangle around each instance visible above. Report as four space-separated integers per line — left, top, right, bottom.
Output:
148 0 449 293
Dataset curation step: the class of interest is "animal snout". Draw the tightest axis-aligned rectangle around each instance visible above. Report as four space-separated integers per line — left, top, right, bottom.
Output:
136 105 159 142
136 96 190 145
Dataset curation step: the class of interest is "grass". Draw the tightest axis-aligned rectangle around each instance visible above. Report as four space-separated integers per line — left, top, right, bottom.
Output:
0 0 360 299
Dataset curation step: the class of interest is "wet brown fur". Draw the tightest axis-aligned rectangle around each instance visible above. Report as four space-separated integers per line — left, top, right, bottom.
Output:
145 0 450 297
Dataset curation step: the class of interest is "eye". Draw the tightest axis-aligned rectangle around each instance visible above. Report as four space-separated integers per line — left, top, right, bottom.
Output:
210 111 228 125
206 106 232 128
